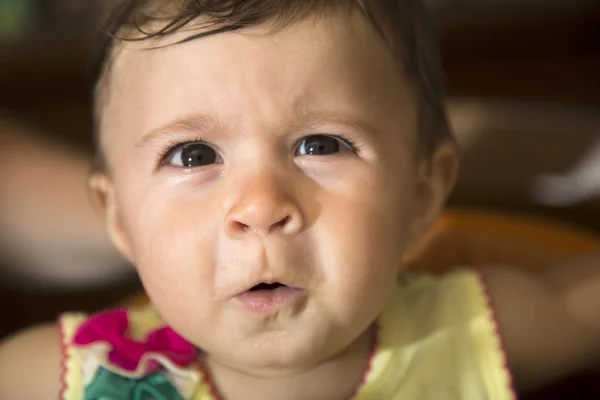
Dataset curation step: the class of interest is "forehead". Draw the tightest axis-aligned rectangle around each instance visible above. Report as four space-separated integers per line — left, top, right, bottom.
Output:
100 8 416 152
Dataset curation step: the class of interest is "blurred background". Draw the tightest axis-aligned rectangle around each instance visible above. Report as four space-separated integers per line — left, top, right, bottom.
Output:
0 0 137 338
0 1 599 394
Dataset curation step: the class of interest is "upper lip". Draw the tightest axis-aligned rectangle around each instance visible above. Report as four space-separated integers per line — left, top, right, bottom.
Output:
225 246 306 296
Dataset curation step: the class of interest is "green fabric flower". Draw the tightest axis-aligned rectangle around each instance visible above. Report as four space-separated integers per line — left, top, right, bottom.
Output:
84 368 186 400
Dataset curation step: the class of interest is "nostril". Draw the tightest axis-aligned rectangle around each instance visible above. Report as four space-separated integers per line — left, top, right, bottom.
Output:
226 208 300 238
274 216 291 230
233 221 249 232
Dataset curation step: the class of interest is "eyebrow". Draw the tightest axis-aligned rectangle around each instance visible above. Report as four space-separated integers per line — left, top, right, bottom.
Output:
291 111 382 138
135 109 382 149
135 114 218 148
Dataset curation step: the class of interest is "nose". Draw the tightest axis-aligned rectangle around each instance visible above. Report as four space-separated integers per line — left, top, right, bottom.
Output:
224 172 304 239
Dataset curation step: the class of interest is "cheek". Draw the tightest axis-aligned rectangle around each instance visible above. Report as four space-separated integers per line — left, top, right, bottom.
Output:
323 159 415 252
319 195 410 284
313 198 409 336
316 163 415 297
115 178 219 296
121 190 225 336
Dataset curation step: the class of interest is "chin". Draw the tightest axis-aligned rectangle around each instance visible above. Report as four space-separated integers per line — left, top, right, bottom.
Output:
220 331 336 373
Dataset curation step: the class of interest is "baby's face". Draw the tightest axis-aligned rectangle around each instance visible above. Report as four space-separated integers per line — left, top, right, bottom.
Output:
98 10 440 372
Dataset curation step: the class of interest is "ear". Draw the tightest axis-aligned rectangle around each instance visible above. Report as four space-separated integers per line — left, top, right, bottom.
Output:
88 173 135 264
405 140 460 252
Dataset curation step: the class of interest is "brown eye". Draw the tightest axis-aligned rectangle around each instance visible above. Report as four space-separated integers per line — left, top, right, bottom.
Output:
296 135 350 156
166 143 219 168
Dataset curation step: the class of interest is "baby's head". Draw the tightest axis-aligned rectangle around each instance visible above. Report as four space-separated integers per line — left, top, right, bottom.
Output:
90 0 458 375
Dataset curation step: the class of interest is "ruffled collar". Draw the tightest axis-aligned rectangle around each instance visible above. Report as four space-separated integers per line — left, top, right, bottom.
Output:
72 309 201 399
71 307 384 400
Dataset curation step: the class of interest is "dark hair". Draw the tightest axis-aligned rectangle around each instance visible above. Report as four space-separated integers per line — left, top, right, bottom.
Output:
91 0 451 170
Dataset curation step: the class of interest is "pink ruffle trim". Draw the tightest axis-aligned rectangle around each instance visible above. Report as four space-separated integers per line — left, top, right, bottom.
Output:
58 317 68 400
72 309 196 373
476 269 518 399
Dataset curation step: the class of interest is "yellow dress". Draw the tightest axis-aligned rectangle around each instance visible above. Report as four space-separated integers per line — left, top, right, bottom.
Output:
60 270 516 399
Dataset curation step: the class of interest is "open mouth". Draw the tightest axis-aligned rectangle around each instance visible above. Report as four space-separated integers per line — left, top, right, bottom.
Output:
248 282 286 292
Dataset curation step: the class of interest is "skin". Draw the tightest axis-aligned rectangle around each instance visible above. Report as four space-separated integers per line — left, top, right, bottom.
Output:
1 6 599 400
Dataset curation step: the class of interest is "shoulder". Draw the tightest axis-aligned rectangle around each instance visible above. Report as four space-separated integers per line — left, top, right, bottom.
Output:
0 306 180 400
387 270 517 398
480 266 600 390
386 269 495 338
0 324 62 400
398 269 485 312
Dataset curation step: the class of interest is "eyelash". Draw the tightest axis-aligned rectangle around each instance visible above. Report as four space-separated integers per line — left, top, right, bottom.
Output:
156 133 361 165
327 134 360 153
157 136 208 165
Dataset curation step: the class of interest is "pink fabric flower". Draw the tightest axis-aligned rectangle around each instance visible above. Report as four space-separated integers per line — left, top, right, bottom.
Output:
73 310 196 373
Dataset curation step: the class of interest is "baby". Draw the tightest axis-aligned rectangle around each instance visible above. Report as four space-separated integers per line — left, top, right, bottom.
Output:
1 1 600 399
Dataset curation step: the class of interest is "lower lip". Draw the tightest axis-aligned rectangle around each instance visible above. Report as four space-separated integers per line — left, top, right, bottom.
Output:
236 286 303 313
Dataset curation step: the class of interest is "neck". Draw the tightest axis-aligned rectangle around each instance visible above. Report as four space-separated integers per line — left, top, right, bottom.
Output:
203 326 376 400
